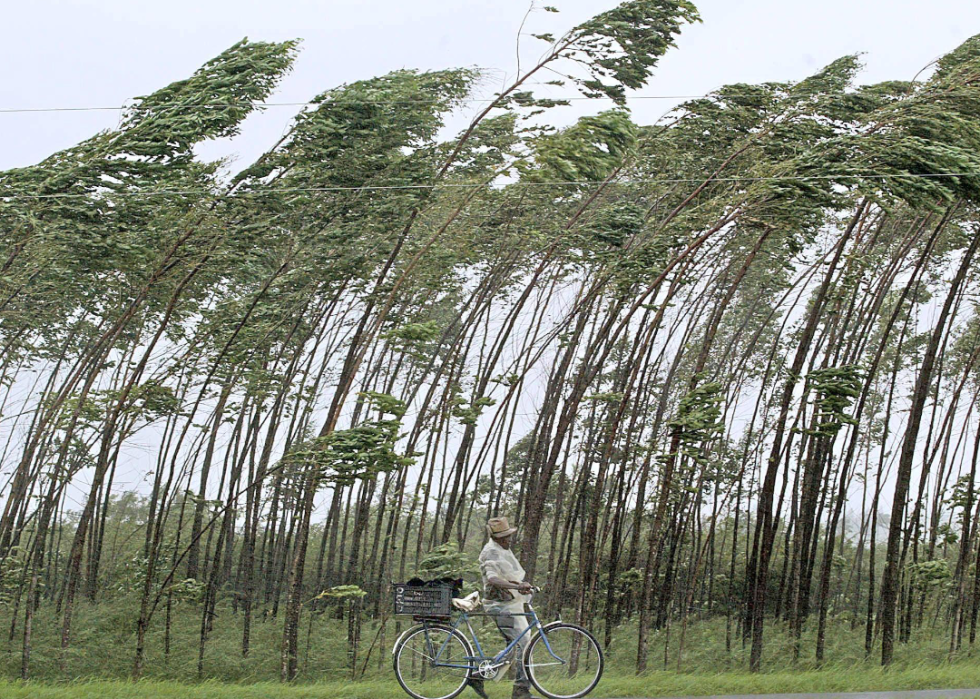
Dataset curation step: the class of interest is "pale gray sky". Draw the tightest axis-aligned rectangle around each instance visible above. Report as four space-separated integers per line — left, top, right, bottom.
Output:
3 0 979 174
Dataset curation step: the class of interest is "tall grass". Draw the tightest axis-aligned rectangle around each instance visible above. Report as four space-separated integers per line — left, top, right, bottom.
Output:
4 598 980 696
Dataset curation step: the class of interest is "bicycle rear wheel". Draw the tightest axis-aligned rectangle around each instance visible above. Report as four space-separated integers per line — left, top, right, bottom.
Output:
393 623 473 699
523 622 603 699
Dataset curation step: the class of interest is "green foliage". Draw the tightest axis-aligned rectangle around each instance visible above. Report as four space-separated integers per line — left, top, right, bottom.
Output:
113 554 151 596
585 391 625 403
284 392 413 486
450 385 497 426
416 543 479 586
567 0 701 104
585 202 645 249
123 38 300 154
667 381 724 464
947 474 976 532
520 110 637 183
382 320 442 362
383 320 441 344
805 365 863 438
3 605 980 687
357 391 408 419
907 560 951 592
0 548 29 606
232 67 477 198
315 585 368 602
166 578 207 604
612 567 643 603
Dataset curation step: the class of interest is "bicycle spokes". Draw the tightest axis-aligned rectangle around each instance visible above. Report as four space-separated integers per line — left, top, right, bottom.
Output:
525 624 603 699
394 626 470 699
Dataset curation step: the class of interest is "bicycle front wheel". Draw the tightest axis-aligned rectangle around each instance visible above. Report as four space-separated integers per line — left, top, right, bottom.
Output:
393 623 473 699
524 622 603 699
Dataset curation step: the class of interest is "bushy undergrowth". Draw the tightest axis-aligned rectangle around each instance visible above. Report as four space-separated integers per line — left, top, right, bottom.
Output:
5 597 980 690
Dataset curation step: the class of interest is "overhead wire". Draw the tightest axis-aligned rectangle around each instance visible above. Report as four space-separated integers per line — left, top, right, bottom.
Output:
0 96 720 114
1 171 978 201
3 86 976 201
0 95 795 114
1 84 958 115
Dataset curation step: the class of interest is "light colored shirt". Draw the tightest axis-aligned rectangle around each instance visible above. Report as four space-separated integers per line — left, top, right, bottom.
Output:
479 538 530 605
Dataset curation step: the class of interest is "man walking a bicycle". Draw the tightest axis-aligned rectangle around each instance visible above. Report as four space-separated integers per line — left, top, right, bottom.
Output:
392 515 603 699
475 516 537 699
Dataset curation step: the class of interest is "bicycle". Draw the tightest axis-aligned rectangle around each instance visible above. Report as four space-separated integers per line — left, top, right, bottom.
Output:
392 587 603 699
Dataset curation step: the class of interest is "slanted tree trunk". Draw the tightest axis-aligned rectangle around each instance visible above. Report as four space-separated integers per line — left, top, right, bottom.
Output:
881 212 977 666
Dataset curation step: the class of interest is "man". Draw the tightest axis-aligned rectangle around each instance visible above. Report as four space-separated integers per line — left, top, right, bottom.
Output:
471 516 538 699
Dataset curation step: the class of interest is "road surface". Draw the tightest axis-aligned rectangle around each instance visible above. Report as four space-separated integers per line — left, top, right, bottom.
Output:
636 691 980 699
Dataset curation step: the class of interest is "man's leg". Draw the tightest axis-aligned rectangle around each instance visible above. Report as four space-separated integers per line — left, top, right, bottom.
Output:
493 607 534 699
465 604 495 699
467 676 489 699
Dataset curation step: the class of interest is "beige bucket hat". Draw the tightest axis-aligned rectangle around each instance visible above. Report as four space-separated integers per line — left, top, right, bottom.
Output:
486 516 518 540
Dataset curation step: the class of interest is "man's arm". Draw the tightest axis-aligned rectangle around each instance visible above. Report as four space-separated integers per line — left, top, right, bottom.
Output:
487 575 533 594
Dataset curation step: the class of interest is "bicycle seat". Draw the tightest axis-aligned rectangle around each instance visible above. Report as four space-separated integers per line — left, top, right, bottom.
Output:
451 591 481 612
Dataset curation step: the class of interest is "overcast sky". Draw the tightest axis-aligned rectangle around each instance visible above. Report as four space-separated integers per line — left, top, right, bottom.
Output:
3 0 980 174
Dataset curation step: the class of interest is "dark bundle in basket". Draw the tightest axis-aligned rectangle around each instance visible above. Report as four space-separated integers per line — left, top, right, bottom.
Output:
392 577 463 618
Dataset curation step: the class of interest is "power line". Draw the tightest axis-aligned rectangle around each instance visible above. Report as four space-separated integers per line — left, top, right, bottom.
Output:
1 171 977 201
0 96 726 114
0 86 944 115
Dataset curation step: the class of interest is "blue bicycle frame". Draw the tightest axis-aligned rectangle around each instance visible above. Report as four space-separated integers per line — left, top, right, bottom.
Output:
422 606 565 672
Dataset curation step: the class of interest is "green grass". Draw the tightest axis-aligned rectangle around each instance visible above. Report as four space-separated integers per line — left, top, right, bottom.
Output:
601 666 980 696
6 600 980 697
3 667 980 699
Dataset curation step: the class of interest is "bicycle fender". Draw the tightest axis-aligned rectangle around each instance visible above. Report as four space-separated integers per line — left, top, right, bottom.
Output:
391 625 418 655
390 622 458 656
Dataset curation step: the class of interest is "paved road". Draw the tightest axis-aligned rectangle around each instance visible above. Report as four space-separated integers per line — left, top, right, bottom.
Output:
637 691 980 699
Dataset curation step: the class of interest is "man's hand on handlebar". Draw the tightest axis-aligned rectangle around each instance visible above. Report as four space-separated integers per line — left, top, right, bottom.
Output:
489 576 542 595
